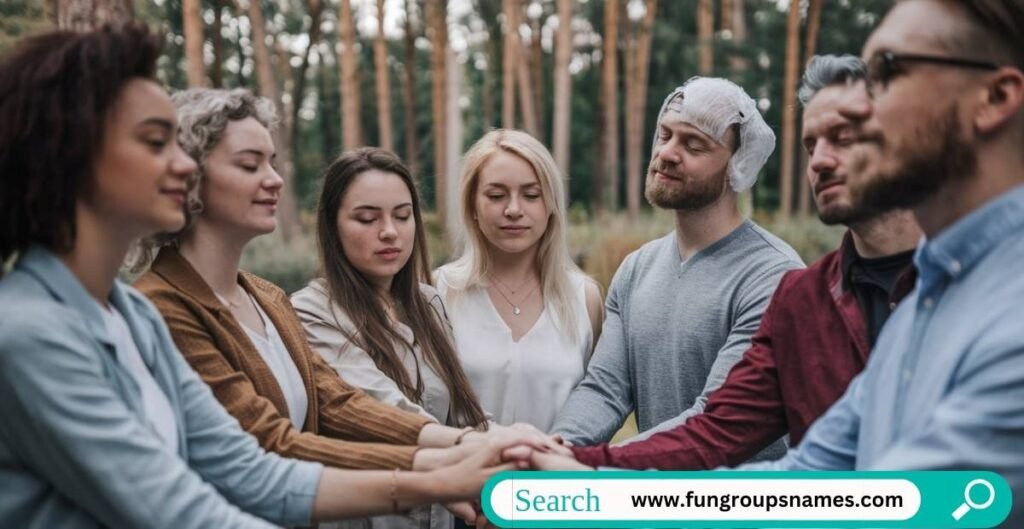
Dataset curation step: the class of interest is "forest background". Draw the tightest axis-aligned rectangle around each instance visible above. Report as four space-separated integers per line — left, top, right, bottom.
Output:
1 0 892 293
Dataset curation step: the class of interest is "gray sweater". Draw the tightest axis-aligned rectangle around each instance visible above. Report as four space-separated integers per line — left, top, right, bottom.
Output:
551 220 803 462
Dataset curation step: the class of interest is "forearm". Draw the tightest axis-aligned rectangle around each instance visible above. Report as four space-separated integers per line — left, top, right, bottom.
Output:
311 468 452 522
417 423 470 447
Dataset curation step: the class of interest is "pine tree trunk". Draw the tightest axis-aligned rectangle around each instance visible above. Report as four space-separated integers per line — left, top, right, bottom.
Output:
248 0 302 240
697 0 713 75
291 0 324 129
339 0 363 150
183 0 205 87
375 0 395 151
625 0 656 221
403 0 421 177
210 0 225 88
798 0 824 217
57 0 133 30
551 0 573 199
530 16 544 142
501 0 520 128
595 0 619 212
517 30 539 137
779 0 801 218
427 0 448 221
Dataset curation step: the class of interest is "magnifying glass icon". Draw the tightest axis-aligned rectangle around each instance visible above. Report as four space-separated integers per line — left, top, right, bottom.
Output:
952 479 995 520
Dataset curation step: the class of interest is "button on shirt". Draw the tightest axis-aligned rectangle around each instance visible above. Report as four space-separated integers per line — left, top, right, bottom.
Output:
841 243 916 345
741 184 1024 527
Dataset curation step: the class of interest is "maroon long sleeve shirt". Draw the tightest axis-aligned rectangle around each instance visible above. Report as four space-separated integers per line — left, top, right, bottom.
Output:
572 233 916 470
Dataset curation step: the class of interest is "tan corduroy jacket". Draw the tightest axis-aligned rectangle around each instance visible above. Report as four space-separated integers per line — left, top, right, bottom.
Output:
135 247 433 470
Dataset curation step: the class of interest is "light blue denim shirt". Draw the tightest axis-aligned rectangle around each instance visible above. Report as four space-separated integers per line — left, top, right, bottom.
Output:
741 184 1024 525
0 247 323 529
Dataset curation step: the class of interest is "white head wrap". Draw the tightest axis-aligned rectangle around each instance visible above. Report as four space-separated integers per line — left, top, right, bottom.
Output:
652 76 776 193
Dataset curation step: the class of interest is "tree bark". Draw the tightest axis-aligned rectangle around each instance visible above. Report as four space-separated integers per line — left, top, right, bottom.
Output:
183 0 205 87
697 0 713 75
403 0 421 176
595 0 619 212
516 29 539 137
291 0 324 129
210 0 225 88
779 0 801 218
374 0 395 151
57 0 133 30
339 0 363 150
625 0 656 221
798 0 824 217
427 0 448 221
530 15 544 141
551 0 573 199
248 0 303 240
501 0 520 128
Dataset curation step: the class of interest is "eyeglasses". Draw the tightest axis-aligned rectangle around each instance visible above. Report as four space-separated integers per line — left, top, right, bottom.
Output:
864 51 1000 97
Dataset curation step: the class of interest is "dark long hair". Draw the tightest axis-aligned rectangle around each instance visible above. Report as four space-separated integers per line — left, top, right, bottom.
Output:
0 23 162 268
316 148 488 428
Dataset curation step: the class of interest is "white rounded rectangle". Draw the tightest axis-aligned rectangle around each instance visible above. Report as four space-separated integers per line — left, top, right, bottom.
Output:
489 478 921 522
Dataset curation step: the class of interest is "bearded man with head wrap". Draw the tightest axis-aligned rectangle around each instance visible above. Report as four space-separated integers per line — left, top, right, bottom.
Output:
550 78 803 464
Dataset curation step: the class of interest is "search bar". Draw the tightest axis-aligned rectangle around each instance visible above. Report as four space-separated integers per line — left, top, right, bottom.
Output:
481 470 1012 528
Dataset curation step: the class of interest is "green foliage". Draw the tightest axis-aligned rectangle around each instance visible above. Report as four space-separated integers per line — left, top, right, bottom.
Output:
0 0 49 57
240 230 319 295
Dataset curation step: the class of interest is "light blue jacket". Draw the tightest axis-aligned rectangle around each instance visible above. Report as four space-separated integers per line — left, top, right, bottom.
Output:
741 184 1024 526
0 247 323 529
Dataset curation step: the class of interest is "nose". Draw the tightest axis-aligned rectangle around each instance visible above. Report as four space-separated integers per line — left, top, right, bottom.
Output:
263 165 284 192
809 142 839 176
655 142 682 166
379 217 398 241
505 196 523 218
171 144 198 179
837 80 873 122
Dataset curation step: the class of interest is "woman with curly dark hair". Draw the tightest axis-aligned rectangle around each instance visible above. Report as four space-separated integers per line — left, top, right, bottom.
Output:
0 24 528 529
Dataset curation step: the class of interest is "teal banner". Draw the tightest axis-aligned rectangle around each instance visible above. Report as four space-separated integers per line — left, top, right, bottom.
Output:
481 470 1012 528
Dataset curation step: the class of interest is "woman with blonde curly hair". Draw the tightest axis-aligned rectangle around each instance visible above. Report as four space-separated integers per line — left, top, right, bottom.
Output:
435 129 605 432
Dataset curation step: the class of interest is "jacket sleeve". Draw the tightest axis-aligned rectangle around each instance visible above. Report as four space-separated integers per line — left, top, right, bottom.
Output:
550 253 638 444
572 273 794 470
150 289 423 470
0 305 288 529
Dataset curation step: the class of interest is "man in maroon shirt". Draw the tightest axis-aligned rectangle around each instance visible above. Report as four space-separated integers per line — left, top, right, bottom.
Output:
564 55 923 470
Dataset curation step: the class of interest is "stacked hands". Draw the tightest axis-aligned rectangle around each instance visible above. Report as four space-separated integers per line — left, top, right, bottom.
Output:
415 423 593 526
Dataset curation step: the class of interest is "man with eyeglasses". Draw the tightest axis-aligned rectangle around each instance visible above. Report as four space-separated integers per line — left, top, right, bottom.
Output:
559 55 922 471
735 0 1024 524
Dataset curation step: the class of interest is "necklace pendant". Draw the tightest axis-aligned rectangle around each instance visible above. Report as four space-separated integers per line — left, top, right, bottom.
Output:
513 306 521 315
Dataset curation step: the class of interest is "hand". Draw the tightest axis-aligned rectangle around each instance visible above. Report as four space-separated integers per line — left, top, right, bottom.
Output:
433 437 533 500
474 423 567 455
412 444 476 471
530 450 594 471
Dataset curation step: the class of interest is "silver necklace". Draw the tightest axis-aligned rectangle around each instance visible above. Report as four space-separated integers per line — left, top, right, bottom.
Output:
490 277 539 316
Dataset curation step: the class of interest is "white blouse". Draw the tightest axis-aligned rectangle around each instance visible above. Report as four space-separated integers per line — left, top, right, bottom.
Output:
98 303 180 453
434 270 593 432
240 294 308 431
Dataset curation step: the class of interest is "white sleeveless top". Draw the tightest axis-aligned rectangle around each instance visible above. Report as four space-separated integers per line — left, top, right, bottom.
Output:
435 270 593 431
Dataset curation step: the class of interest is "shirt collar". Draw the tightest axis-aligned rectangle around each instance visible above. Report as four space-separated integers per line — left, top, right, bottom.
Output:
18 245 113 347
915 183 1024 286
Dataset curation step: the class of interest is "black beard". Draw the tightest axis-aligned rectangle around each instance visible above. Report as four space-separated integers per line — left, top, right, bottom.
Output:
855 105 976 215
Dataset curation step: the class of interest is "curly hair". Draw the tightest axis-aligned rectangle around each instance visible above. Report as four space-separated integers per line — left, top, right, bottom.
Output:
0 23 162 267
128 88 277 271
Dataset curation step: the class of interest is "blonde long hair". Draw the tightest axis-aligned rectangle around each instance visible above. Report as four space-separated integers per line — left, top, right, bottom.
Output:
440 129 587 346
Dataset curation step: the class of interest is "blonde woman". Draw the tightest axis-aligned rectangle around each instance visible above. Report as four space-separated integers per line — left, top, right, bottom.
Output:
435 129 604 432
